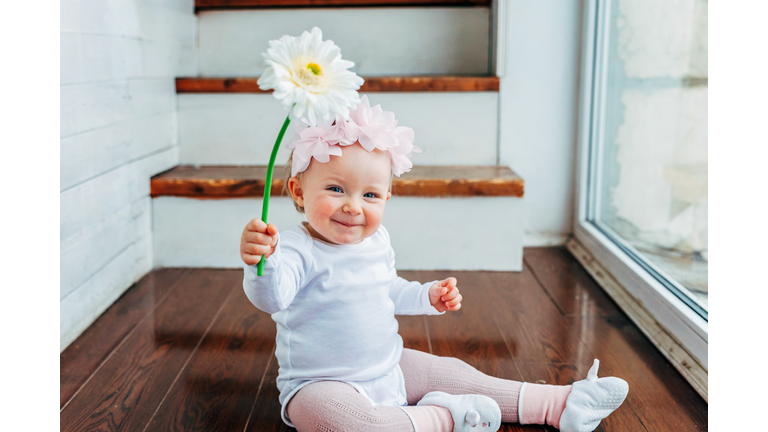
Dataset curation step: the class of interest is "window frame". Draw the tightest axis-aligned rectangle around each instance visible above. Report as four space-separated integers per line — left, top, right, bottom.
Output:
572 0 708 398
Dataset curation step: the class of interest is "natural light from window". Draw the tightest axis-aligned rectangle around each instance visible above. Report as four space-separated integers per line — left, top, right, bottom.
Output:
595 0 708 312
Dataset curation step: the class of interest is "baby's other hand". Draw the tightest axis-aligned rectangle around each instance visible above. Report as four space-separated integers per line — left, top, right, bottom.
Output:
240 219 278 266
429 277 462 313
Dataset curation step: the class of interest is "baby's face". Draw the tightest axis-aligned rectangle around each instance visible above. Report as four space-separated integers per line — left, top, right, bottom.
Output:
294 143 392 244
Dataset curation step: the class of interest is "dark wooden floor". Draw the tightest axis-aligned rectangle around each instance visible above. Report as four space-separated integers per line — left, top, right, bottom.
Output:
60 248 707 431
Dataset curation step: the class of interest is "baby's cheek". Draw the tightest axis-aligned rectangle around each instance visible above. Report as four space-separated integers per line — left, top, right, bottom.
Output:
307 198 336 222
365 205 386 229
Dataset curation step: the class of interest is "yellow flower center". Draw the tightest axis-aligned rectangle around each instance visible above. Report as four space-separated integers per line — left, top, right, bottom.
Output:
306 63 322 76
295 61 325 90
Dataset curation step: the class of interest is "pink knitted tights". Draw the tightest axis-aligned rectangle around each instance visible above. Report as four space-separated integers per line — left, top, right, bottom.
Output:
286 348 570 431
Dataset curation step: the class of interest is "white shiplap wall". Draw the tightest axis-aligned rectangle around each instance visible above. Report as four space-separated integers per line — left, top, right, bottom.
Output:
60 0 196 351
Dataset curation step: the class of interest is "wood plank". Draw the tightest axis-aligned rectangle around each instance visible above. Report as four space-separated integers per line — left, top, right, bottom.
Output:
363 76 499 92
150 165 525 198
519 248 705 430
244 349 292 432
396 315 432 353
197 0 490 10
393 165 523 197
60 268 190 408
144 283 279 431
406 271 524 378
60 270 241 432
482 268 591 366
60 260 708 432
565 313 707 431
523 247 623 318
176 76 499 93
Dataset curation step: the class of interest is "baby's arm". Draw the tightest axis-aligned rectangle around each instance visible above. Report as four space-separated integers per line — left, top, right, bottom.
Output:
389 276 444 315
389 276 463 315
241 219 306 314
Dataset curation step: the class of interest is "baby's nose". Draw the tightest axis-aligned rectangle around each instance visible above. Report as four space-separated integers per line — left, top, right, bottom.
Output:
342 200 362 215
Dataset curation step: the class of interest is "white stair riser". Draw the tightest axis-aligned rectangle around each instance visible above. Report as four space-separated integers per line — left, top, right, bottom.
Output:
178 92 499 166
153 196 522 271
197 8 490 76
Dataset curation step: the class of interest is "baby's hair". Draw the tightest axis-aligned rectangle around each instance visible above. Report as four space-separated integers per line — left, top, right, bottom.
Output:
284 148 395 215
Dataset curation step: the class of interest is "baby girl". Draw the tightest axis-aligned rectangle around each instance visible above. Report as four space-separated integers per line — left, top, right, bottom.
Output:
240 96 628 432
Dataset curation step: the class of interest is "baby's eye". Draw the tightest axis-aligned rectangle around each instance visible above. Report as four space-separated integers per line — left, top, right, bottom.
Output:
328 186 342 193
364 192 378 198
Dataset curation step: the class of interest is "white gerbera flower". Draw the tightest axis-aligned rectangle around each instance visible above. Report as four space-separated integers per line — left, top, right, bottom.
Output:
257 27 364 126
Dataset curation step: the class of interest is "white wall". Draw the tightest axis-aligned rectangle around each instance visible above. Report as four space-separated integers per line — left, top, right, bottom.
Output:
178 92 499 166
197 8 489 77
498 0 584 246
60 0 196 351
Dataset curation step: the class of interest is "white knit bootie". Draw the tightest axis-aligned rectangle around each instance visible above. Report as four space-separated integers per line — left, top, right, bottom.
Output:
559 359 629 432
417 391 501 432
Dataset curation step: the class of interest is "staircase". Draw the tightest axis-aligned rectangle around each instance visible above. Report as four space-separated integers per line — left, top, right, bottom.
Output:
151 0 525 271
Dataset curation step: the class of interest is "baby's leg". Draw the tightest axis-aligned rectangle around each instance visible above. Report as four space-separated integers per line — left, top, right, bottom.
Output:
286 380 453 432
399 348 571 428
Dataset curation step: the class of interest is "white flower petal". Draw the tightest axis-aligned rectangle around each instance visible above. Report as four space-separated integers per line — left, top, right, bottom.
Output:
258 27 363 125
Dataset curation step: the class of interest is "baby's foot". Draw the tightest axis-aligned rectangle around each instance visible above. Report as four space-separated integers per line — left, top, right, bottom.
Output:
417 391 501 432
559 359 629 432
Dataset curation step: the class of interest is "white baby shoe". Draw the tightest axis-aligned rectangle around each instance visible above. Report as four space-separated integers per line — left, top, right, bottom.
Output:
559 359 629 432
417 391 501 432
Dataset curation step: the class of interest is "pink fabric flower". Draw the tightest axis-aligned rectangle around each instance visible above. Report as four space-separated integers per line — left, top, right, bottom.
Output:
390 125 421 176
285 120 342 177
349 95 399 152
327 115 360 146
285 95 420 177
347 95 421 176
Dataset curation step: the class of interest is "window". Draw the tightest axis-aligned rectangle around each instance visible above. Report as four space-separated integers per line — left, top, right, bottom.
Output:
574 0 707 398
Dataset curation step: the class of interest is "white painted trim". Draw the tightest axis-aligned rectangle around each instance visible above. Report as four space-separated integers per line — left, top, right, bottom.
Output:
573 224 707 355
491 0 507 78
575 0 596 225
491 0 507 165
523 232 569 247
572 0 707 399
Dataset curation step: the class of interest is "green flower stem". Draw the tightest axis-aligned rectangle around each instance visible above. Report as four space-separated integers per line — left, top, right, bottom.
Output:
257 113 292 276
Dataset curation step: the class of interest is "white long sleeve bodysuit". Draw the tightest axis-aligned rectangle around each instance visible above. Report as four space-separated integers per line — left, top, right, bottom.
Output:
243 222 443 427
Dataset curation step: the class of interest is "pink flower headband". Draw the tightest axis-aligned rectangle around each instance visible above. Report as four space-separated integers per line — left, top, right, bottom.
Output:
286 95 421 177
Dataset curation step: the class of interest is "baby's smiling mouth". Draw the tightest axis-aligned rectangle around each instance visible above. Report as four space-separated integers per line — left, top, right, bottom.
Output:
332 219 360 228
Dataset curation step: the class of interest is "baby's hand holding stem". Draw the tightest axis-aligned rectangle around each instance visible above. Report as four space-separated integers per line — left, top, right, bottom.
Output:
429 277 462 313
240 219 279 266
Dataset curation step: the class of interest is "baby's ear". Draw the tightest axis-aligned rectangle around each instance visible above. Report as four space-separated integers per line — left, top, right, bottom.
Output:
288 176 304 206
386 191 391 202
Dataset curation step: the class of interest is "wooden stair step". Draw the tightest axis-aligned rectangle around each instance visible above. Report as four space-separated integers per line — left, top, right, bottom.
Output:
196 0 490 11
151 165 524 198
176 76 499 93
